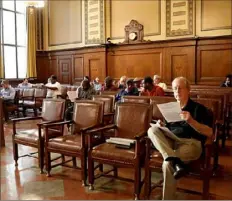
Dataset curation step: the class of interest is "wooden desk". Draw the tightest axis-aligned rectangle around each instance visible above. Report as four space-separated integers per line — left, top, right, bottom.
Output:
0 98 5 147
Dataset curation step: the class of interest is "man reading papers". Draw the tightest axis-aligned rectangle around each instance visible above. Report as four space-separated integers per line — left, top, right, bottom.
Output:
148 77 213 200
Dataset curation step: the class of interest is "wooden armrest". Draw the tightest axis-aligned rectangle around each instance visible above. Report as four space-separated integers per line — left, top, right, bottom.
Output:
134 131 147 140
86 124 116 134
12 116 42 123
80 125 99 132
42 120 73 127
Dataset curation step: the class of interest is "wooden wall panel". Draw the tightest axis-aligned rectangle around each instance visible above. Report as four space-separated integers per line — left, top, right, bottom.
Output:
197 42 232 85
72 56 84 84
164 46 195 84
107 48 163 80
49 58 58 80
84 51 106 82
58 57 72 84
36 36 232 86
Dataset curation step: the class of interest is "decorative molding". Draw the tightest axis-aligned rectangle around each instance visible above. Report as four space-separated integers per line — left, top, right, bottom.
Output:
173 1 186 7
85 0 104 44
121 20 151 44
110 0 161 40
173 20 186 26
166 0 193 37
173 11 186 16
200 0 232 32
48 1 82 47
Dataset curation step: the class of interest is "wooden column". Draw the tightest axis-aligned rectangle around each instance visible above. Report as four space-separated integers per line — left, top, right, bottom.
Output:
0 98 5 147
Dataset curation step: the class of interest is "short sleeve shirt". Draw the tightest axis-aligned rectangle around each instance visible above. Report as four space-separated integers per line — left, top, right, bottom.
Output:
167 98 213 143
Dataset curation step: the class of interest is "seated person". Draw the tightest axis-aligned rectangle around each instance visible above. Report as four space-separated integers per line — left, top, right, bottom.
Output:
102 76 118 91
116 79 139 102
140 76 164 96
65 80 96 121
220 74 232 87
118 75 127 89
76 79 96 100
0 80 16 121
93 77 102 91
147 77 213 200
44 75 61 99
153 74 167 90
133 77 143 91
17 78 33 88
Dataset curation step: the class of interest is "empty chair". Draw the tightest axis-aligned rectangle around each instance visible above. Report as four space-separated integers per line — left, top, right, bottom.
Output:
87 102 152 199
12 99 66 173
44 100 104 186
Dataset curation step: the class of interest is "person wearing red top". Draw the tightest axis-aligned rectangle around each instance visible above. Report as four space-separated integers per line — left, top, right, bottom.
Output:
140 76 165 96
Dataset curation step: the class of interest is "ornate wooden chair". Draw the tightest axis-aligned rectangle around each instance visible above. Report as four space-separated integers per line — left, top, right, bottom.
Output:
44 100 104 186
87 102 152 199
121 95 151 104
22 88 47 116
92 95 115 126
12 99 66 173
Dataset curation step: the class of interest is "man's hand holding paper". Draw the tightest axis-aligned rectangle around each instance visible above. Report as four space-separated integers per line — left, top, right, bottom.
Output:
157 102 184 123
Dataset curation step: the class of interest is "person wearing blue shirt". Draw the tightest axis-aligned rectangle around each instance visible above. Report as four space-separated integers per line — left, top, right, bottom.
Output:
116 79 139 102
93 77 102 92
0 80 16 121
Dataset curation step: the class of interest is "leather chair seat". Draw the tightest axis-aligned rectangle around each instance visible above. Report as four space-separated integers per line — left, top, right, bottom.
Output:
48 134 103 153
15 129 62 144
91 143 135 165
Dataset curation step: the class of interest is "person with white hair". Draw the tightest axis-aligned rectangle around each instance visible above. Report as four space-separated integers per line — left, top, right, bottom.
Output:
147 77 213 200
118 75 127 89
153 74 167 90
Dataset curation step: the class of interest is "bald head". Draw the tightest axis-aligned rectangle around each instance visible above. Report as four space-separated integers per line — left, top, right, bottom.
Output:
172 77 190 102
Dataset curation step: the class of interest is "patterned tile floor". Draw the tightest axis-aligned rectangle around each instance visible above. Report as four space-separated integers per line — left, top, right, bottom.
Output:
1 119 232 200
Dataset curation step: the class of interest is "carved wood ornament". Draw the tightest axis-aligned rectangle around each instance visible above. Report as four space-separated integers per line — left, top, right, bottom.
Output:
122 20 150 44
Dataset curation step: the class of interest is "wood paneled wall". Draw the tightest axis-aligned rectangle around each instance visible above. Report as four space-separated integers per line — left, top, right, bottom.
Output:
36 36 232 85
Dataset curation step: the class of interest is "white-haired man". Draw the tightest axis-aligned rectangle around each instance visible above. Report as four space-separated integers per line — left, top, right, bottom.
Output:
153 74 167 90
147 76 213 200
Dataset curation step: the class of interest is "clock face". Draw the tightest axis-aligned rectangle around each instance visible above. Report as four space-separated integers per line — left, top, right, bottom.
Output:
129 32 137 40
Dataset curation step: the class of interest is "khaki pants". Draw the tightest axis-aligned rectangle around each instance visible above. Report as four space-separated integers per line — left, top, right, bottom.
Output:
147 126 202 200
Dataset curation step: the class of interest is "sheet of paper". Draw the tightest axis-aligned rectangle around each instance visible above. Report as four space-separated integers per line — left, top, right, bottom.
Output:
150 123 181 141
110 137 135 144
106 139 131 146
157 102 183 123
67 91 77 102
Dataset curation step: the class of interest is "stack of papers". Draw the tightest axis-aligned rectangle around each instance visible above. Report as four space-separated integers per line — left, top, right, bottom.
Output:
157 102 183 123
106 137 135 146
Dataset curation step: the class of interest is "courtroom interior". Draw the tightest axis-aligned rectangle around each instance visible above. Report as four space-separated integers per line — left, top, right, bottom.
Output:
0 0 232 200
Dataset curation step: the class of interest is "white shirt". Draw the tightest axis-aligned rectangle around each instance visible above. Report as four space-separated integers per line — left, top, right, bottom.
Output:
45 82 61 98
157 82 167 90
18 83 33 88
